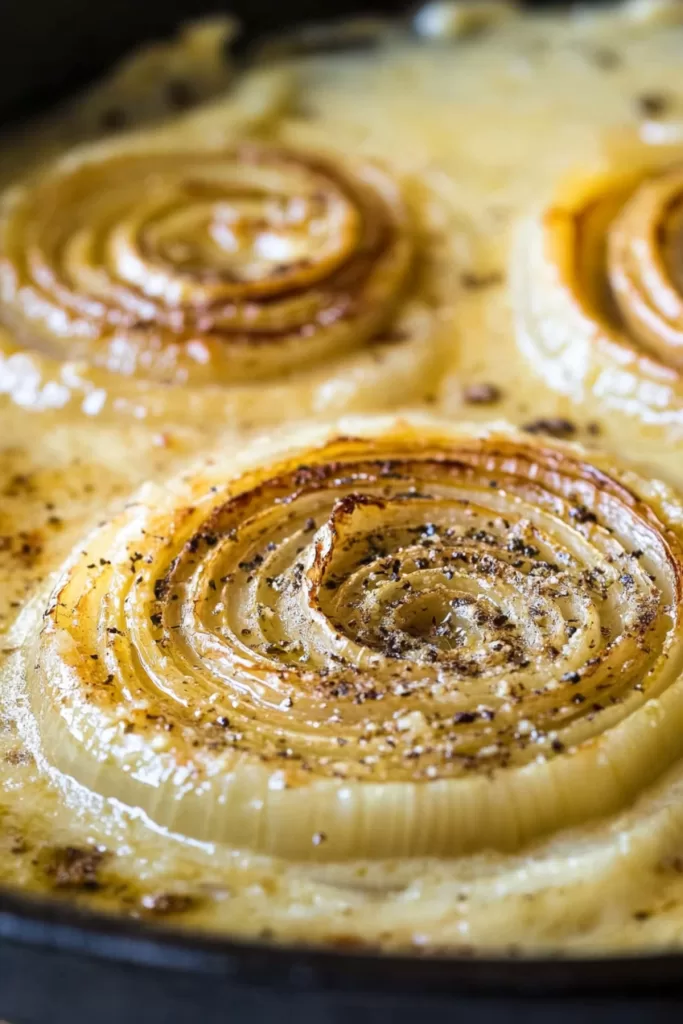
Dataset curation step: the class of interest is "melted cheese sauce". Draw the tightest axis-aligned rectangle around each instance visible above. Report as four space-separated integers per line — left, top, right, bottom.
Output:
4 2 683 953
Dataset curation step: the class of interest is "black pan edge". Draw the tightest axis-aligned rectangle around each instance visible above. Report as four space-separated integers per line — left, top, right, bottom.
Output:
3 885 683 996
0 0 409 124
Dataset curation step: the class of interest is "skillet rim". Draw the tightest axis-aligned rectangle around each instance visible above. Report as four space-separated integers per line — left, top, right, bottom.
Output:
4 883 683 994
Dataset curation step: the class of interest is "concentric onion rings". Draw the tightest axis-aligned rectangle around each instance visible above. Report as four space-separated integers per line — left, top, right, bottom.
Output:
0 132 439 424
22 416 683 860
513 150 683 428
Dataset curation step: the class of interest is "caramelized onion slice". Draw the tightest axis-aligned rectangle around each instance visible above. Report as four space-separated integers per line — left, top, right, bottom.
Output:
0 142 413 387
26 418 683 859
513 153 683 425
608 166 683 369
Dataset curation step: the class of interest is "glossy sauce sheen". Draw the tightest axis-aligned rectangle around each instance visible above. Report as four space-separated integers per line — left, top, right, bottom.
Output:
4 4 683 953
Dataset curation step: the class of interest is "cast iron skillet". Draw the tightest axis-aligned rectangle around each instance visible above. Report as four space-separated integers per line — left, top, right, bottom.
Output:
2 1 683 1020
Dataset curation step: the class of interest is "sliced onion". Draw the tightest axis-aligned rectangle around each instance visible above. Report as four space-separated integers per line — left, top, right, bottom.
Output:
25 417 683 860
513 152 683 426
0 130 439 423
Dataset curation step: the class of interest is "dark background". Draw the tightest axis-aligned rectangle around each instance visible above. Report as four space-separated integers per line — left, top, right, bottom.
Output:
2 0 414 123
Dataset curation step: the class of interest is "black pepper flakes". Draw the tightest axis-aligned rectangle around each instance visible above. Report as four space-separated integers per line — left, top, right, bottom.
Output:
462 382 502 405
590 46 621 70
636 92 670 118
460 270 503 290
166 78 196 109
569 504 597 525
239 554 264 572
523 417 576 439
99 107 127 131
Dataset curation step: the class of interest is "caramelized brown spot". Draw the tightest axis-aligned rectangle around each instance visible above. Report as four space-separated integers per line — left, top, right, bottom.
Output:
41 845 108 890
4 747 33 766
636 92 671 119
462 382 502 405
140 891 197 915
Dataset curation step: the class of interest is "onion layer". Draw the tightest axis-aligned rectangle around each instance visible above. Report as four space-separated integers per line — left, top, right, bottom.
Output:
25 417 683 860
513 151 683 426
